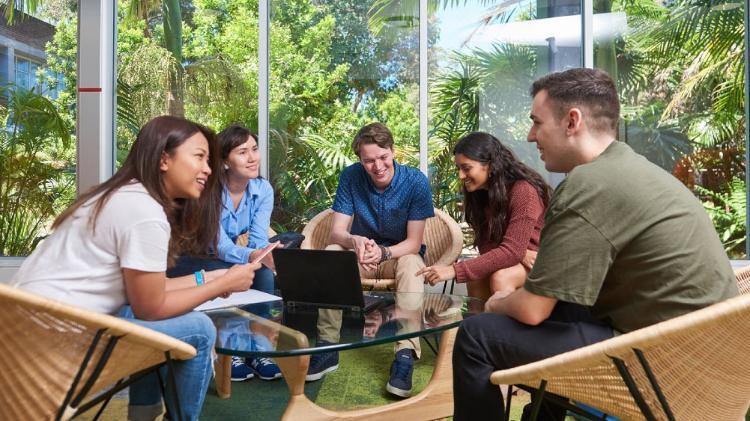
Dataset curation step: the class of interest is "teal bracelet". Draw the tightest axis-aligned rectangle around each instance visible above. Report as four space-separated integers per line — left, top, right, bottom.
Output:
194 270 205 286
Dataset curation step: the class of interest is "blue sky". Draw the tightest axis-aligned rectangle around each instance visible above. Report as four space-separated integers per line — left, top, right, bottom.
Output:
433 2 491 53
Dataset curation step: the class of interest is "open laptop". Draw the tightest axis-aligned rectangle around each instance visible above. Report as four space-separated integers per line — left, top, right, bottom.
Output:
272 248 392 312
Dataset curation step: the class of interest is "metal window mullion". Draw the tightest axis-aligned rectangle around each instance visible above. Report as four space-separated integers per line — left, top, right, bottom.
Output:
77 0 116 194
259 0 269 180
419 0 428 175
582 0 593 68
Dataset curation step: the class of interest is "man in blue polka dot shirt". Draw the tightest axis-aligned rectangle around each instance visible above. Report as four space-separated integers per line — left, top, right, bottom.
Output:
328 122 434 398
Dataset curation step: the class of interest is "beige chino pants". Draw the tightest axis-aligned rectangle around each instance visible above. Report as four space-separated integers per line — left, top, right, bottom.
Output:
318 244 426 358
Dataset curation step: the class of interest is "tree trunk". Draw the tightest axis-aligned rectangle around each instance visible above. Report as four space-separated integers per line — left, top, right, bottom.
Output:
162 0 185 117
351 88 366 113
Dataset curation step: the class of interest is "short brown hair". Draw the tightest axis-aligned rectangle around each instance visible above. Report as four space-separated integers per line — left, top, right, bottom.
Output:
352 122 394 157
531 68 620 134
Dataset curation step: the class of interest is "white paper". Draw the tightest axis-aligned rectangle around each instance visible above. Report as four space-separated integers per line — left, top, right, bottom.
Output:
195 289 281 312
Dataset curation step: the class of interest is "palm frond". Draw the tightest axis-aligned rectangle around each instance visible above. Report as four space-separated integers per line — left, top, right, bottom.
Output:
1 0 42 22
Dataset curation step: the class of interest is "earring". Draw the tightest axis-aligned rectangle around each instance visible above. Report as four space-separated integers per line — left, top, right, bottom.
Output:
223 164 229 170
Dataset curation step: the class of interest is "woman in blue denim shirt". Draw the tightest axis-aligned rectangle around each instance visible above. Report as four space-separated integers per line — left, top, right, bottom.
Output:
169 124 282 381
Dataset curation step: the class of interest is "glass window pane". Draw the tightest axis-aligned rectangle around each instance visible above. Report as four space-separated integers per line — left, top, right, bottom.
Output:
115 1 260 166
1 9 78 257
595 0 747 257
429 0 581 218
15 57 29 74
269 0 420 230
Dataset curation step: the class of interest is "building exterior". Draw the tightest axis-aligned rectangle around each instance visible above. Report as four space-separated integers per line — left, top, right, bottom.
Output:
0 9 62 99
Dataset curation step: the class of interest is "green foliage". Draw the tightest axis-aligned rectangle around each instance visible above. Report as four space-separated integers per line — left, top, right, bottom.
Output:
44 9 77 123
428 61 480 219
23 0 747 248
0 87 74 256
698 178 747 258
620 104 692 172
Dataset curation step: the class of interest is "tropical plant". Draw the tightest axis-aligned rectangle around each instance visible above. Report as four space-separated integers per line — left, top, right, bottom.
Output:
428 60 480 219
697 178 747 257
7 0 188 115
0 87 74 256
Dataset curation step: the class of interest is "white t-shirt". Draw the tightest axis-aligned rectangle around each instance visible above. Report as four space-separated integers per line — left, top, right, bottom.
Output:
9 182 171 314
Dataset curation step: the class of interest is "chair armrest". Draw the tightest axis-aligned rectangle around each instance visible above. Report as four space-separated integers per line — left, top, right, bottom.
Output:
490 293 750 420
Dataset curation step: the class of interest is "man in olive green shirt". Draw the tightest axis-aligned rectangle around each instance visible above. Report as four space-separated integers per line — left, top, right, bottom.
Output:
452 68 738 421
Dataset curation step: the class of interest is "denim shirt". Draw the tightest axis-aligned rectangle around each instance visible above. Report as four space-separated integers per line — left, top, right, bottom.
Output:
332 161 434 247
217 178 274 264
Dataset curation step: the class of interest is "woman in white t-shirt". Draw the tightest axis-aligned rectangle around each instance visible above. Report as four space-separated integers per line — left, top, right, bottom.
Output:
10 115 258 421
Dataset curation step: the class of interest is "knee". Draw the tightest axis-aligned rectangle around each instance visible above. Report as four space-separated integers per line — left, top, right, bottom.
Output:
460 313 514 344
253 267 275 292
396 254 424 272
397 253 422 264
182 312 217 351
325 244 346 251
460 312 487 339
489 266 525 292
488 269 508 285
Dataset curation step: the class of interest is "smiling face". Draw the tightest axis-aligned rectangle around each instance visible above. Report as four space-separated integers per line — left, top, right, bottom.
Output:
527 90 578 173
359 143 395 189
454 153 489 192
225 136 260 180
160 132 212 200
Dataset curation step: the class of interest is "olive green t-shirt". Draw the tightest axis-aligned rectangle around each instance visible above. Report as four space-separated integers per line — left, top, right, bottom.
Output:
525 141 738 333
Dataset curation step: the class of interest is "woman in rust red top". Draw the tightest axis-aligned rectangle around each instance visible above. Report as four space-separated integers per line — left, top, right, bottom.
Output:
418 132 551 301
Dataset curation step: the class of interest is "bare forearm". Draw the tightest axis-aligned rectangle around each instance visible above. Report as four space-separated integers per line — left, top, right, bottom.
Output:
487 289 556 326
136 281 226 320
165 270 227 292
387 238 421 259
330 228 355 248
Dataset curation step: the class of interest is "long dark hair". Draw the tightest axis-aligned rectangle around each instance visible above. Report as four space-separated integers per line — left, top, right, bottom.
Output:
453 132 552 247
53 115 223 264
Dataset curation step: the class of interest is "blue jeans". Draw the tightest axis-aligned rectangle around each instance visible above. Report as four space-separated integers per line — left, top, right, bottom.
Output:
118 306 216 421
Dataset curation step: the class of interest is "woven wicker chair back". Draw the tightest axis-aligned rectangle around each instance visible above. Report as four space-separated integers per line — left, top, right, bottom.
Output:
489 265 750 421
300 208 463 290
235 228 277 247
301 208 462 267
0 283 195 420
734 265 750 295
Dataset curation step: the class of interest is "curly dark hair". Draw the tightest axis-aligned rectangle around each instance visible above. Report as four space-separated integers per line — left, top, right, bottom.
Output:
453 132 552 247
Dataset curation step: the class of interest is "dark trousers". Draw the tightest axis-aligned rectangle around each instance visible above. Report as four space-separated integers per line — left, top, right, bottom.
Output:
452 302 614 421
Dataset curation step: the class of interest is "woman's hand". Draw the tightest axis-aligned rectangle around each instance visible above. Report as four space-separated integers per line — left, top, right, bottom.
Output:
204 268 231 298
219 262 260 294
521 250 537 271
250 242 281 271
416 264 456 285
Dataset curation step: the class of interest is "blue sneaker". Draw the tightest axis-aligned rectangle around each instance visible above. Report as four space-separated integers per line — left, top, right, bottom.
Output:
306 343 339 382
248 356 282 380
230 356 254 382
386 349 414 397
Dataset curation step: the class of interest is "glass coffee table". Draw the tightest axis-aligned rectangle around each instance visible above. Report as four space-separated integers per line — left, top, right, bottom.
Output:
204 291 483 420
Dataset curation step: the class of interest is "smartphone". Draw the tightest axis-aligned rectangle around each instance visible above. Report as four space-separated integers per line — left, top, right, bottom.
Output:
251 241 280 264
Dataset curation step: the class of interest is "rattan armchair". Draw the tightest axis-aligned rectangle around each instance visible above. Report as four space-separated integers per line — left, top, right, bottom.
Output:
490 266 750 421
0 283 196 421
300 208 464 290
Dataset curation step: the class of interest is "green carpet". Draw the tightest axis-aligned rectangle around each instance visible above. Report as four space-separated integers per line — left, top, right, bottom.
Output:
84 337 533 420
201 337 439 418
